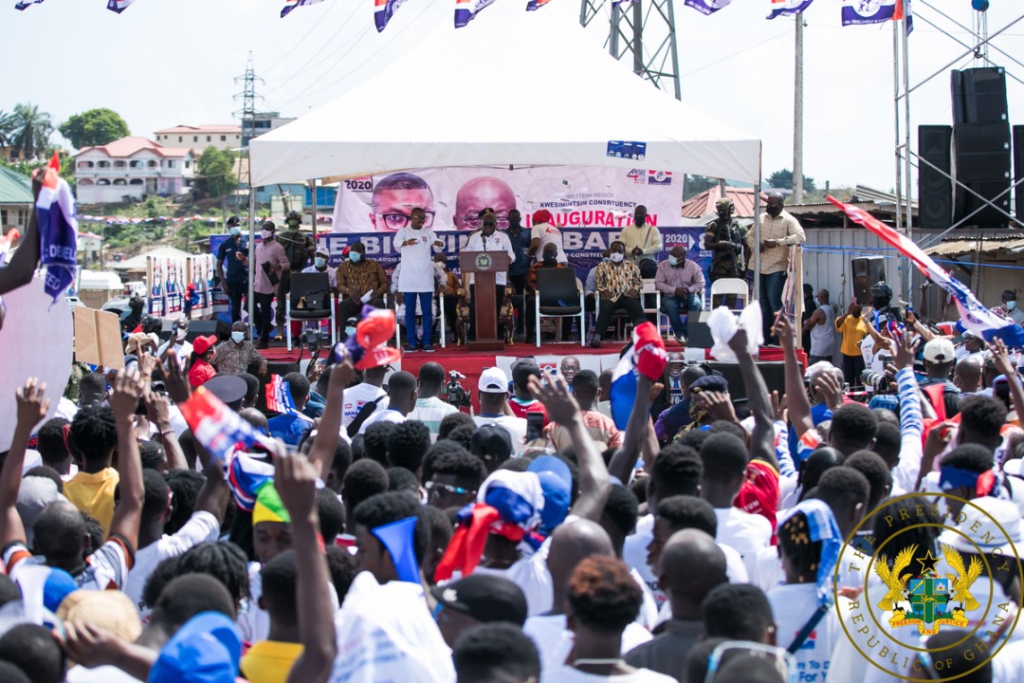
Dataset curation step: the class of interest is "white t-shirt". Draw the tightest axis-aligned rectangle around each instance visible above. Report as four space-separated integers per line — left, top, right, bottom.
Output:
541 665 675 683
525 614 654 675
767 583 841 680
473 415 528 455
395 227 440 293
358 408 406 435
531 223 568 264
66 664 141 683
464 230 516 286
124 511 220 618
342 383 388 428
752 546 784 594
471 554 553 616
714 507 772 582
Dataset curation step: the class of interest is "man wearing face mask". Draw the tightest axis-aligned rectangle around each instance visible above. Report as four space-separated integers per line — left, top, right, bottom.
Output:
216 216 249 322
591 240 644 348
620 205 663 279
214 321 269 377
301 247 337 290
704 198 746 306
335 241 389 339
276 211 316 332
746 192 805 341
246 221 290 349
465 209 515 342
655 245 705 344
156 316 193 369
994 289 1024 326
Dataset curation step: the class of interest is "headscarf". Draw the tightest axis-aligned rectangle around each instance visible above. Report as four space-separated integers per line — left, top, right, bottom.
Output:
777 499 842 607
532 209 553 225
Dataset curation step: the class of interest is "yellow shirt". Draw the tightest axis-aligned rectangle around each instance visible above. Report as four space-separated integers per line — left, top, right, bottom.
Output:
835 314 869 357
64 468 119 532
241 640 304 683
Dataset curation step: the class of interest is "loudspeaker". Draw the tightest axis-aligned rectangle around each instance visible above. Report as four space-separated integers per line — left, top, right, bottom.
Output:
851 256 886 305
953 123 1012 182
686 311 714 349
952 67 1008 124
955 180 1011 228
706 361 786 402
1014 126 1024 222
918 125 953 229
185 319 231 343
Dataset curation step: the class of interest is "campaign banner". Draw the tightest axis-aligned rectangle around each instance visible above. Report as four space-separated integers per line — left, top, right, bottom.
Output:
165 256 186 316
187 254 215 318
329 165 682 233
147 255 166 317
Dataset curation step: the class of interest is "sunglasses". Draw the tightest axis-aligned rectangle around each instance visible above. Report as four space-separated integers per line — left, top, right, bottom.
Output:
425 481 475 497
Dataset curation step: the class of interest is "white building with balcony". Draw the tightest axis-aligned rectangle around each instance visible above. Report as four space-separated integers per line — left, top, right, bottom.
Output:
75 137 195 205
154 124 241 153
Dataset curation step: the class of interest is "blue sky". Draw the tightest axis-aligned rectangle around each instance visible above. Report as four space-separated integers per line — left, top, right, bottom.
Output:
2 0 1021 190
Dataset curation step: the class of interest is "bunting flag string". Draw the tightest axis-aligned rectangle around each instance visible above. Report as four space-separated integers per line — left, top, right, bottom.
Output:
106 0 135 13
455 0 498 28
281 0 325 18
374 0 408 32
14 0 45 10
525 0 551 12
767 0 814 20
684 0 732 15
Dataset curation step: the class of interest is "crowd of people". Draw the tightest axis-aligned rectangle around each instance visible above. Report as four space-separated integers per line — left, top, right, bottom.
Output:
1 266 1023 682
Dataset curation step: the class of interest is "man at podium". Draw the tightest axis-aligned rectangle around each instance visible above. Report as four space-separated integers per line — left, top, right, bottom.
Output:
464 209 515 340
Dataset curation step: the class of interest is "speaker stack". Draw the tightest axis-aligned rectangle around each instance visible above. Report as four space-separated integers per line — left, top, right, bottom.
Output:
851 256 886 305
918 125 953 229
950 67 1012 227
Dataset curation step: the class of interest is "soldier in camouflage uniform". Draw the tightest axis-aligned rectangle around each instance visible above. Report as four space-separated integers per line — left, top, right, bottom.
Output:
704 198 746 307
275 210 316 329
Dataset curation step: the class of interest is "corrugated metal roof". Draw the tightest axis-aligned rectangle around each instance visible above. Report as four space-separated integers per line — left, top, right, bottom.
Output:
680 186 767 219
925 234 1024 257
0 166 33 205
852 184 918 209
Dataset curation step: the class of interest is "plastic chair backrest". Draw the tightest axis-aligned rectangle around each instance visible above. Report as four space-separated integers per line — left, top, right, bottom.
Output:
536 268 578 307
710 278 748 299
290 272 331 307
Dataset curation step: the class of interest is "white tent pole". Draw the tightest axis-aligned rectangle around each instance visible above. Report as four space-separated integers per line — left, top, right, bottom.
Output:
248 182 256 336
753 183 761 304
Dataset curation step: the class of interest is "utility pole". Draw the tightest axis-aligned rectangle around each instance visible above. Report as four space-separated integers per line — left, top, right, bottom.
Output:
233 52 264 211
793 14 804 204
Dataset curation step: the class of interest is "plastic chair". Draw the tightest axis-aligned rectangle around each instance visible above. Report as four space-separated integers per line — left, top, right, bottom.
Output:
534 268 585 348
709 278 749 312
286 272 336 351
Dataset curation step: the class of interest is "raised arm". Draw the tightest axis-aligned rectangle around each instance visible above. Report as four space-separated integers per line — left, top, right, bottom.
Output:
607 373 657 486
529 374 610 521
277 451 336 683
0 379 50 548
0 177 40 295
146 391 189 472
892 333 924 495
774 313 814 438
107 369 146 552
728 329 778 470
308 358 355 479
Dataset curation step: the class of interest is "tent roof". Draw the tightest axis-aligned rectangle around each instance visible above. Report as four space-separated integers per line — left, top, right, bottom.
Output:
250 0 760 187
112 246 193 271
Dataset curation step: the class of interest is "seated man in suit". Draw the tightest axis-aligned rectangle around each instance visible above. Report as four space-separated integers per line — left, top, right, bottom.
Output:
335 241 389 339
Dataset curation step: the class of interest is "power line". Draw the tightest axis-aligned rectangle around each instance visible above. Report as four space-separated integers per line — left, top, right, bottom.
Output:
258 0 343 76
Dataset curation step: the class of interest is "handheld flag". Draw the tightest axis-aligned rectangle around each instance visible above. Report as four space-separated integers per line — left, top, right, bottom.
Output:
455 0 498 28
281 0 325 17
34 153 78 305
371 517 421 583
767 0 814 20
228 451 277 512
683 0 732 15
253 482 291 525
264 375 297 415
826 195 1024 346
336 305 402 370
374 0 408 31
178 386 278 468
610 322 668 430
106 0 135 13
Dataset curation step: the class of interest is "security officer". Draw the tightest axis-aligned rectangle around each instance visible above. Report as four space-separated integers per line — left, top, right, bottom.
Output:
215 216 249 322
276 210 316 330
704 198 745 306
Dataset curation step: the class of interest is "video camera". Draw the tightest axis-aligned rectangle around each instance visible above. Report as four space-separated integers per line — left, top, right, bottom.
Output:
443 370 472 410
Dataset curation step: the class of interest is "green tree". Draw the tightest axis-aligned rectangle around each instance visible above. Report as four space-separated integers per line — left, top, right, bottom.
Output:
0 110 14 149
8 103 52 159
58 108 130 150
196 146 235 199
684 175 717 200
766 168 816 194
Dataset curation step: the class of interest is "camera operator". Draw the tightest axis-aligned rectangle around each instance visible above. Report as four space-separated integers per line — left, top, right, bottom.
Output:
408 362 459 441
443 370 472 411
919 337 962 418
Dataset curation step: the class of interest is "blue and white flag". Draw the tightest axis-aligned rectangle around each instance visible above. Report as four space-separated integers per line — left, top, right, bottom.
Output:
526 0 551 11
684 0 732 15
375 0 407 31
14 0 44 11
106 0 135 13
281 0 325 18
35 154 77 305
841 0 905 27
455 0 497 28
828 196 1024 346
767 0 813 20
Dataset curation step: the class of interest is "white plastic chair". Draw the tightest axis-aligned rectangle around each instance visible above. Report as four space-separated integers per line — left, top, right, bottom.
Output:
709 278 749 313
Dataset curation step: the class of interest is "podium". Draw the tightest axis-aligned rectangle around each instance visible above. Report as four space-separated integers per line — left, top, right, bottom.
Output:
459 250 509 351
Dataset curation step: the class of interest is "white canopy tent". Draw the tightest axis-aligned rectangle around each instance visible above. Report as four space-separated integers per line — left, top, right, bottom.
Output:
249 0 761 187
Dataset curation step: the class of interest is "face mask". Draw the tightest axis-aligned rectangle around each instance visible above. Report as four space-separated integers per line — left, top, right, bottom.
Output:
230 227 241 237
668 255 679 267
766 205 782 218
287 219 300 228
543 254 557 265
261 230 274 240
345 326 357 338
349 252 362 263
315 257 327 269
602 256 611 262
1008 300 1017 310
175 328 186 341
231 331 246 344
635 215 646 227
610 252 624 263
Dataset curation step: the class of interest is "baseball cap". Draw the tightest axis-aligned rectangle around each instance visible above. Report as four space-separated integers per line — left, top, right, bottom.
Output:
470 424 513 465
923 338 956 364
17 477 68 546
192 335 218 356
936 496 1021 556
689 374 729 394
527 455 572 534
226 216 241 227
203 375 247 408
148 611 242 683
430 574 528 626
478 367 509 393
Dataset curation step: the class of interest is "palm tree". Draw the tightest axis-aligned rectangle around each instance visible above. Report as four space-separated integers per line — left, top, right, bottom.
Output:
0 110 14 150
8 103 52 159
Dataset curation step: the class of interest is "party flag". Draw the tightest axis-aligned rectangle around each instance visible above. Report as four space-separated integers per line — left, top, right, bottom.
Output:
374 0 408 31
610 322 668 430
683 0 732 15
15 0 44 9
281 0 325 17
767 0 813 20
106 0 135 13
525 0 550 10
841 0 910 30
264 374 297 414
253 482 291 525
826 196 1024 346
178 387 277 468
34 153 77 305
455 0 497 28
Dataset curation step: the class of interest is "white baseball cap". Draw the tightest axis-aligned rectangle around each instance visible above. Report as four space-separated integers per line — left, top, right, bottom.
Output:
936 496 1021 556
923 338 956 364
478 367 509 393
